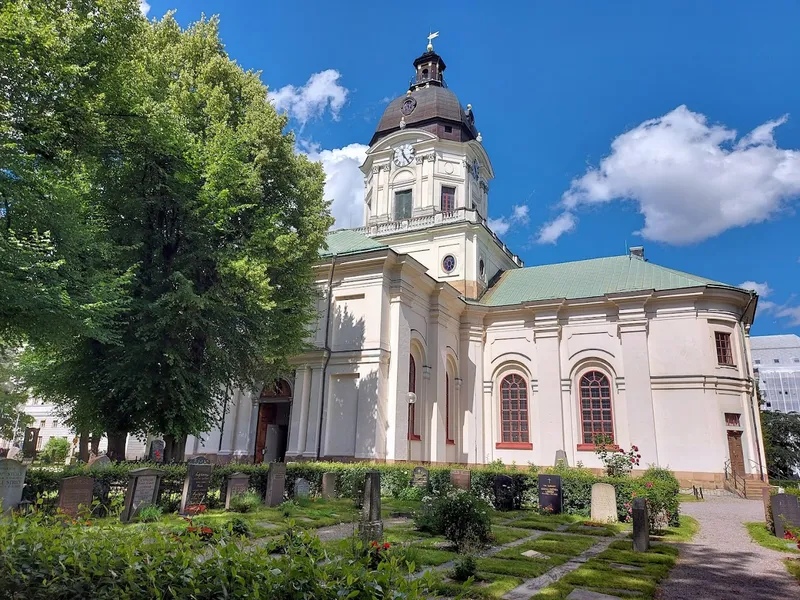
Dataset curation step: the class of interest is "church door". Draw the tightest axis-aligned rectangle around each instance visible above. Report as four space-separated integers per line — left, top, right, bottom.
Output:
254 379 292 463
727 430 745 476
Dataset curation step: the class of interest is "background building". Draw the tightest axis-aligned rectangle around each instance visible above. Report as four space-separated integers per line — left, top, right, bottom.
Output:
751 334 800 413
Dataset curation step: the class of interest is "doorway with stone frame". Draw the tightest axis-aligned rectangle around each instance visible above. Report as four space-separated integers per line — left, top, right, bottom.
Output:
253 379 292 463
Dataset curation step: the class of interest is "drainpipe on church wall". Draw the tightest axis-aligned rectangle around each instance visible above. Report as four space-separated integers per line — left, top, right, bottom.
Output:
316 255 337 461
738 292 765 481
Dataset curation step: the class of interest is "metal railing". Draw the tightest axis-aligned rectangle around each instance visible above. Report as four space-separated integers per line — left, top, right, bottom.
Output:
724 459 747 498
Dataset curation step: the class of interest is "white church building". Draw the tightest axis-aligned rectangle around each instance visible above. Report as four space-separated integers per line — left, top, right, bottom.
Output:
186 43 768 489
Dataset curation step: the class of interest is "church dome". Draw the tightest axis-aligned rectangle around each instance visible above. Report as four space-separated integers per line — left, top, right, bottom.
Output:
370 49 478 146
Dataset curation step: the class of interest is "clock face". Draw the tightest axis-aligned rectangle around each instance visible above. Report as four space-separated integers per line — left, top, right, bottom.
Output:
393 143 415 167
401 97 417 116
471 159 480 180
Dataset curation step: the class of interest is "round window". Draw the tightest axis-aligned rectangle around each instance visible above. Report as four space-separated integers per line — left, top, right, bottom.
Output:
442 254 456 273
479 259 485 278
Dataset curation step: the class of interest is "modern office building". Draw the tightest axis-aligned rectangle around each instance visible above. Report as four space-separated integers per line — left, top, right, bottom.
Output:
751 334 800 413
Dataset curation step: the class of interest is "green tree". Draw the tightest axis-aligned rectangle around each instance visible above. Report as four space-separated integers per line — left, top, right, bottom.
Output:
41 437 71 464
761 409 800 479
0 350 32 441
18 7 331 461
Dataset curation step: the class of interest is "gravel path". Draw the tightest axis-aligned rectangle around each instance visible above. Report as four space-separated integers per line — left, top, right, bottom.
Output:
659 497 799 600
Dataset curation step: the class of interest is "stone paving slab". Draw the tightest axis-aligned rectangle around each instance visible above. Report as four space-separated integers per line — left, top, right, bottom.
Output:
567 590 624 600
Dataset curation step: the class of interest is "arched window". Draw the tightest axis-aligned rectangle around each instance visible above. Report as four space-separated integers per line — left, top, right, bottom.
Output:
579 371 614 445
499 374 530 446
445 372 455 445
408 355 420 440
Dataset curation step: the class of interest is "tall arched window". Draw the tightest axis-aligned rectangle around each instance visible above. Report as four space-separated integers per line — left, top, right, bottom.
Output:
498 374 531 448
579 371 614 445
408 355 420 440
445 372 455 445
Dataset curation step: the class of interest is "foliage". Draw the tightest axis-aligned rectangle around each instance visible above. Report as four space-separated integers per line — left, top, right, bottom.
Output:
761 410 800 479
594 435 641 477
452 554 477 582
0 350 32 441
40 438 71 464
228 491 261 513
415 490 493 551
745 522 800 555
226 516 252 538
136 505 163 523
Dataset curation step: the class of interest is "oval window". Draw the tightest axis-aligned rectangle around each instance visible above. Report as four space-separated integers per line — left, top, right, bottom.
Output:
442 254 456 273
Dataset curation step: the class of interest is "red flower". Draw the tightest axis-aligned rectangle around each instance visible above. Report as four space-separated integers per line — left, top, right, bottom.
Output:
200 527 213 535
645 482 653 489
631 445 639 452
383 542 390 550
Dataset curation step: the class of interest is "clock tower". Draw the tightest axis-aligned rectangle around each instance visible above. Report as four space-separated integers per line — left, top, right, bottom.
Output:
355 38 522 299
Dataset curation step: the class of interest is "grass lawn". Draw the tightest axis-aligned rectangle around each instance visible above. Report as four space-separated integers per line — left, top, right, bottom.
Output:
745 522 800 555
652 515 699 543
677 492 704 503
785 558 800 582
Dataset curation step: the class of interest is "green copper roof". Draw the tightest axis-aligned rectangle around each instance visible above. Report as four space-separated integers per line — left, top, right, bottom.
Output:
480 255 739 307
319 229 387 257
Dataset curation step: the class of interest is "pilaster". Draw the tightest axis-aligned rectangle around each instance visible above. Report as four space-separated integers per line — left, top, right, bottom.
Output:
460 308 486 464
286 367 311 458
385 268 412 461
302 364 325 458
532 303 565 462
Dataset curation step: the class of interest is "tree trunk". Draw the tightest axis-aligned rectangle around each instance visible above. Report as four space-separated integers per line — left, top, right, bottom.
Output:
78 431 90 462
163 434 187 463
106 431 127 461
90 433 100 456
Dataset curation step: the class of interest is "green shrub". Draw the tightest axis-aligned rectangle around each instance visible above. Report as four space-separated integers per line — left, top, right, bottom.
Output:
415 490 492 551
136 504 162 523
397 486 426 501
452 554 477 582
228 491 261 513
226 516 252 538
40 438 71 464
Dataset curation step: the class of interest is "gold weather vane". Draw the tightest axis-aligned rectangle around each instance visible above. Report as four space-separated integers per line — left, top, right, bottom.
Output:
427 31 439 52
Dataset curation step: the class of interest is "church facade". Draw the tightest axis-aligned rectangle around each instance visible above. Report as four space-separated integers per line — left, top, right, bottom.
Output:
186 44 767 488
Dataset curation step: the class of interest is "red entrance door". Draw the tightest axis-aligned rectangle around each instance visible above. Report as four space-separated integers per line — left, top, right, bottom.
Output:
254 403 276 464
727 430 745 476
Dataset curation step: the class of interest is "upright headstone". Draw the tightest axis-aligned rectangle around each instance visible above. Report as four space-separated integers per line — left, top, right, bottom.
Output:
188 455 210 464
632 497 650 552
148 439 165 463
493 474 515 511
224 472 251 510
0 458 27 513
22 427 39 458
590 483 618 523
58 476 94 517
538 474 563 514
294 477 311 499
411 466 429 489
6 445 21 461
321 472 337 500
771 493 800 540
450 468 471 491
554 450 569 468
87 455 112 470
264 462 286 507
359 470 383 543
120 468 164 523
180 461 214 514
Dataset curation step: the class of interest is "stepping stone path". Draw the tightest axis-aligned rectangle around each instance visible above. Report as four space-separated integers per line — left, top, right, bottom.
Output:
567 590 626 600
521 549 549 559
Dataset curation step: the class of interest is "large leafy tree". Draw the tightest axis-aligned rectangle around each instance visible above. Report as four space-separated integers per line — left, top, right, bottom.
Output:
0 350 32 442
19 7 331 460
761 409 800 480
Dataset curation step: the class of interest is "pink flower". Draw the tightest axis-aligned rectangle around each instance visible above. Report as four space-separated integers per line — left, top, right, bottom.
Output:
631 445 639 452
645 482 653 489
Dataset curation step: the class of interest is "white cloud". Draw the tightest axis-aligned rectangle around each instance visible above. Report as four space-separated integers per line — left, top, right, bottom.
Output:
139 1 150 16
774 305 800 326
303 143 368 229
488 204 530 236
738 281 773 297
537 212 577 244
541 105 800 244
268 70 348 126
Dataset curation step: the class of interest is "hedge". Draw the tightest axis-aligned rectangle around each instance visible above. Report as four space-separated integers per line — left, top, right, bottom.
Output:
24 460 680 524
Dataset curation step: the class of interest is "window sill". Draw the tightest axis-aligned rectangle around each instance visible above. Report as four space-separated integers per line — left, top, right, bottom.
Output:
446 440 455 446
496 442 533 450
407 434 421 441
717 363 737 369
576 443 620 452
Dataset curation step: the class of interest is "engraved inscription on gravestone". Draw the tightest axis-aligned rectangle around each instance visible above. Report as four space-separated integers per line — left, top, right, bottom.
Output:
180 463 213 514
493 474 515 511
225 473 251 510
58 476 94 517
771 493 800 540
590 483 618 523
412 466 429 489
538 474 563 514
450 468 471 491
120 468 164 523
0 458 27 512
294 477 311 499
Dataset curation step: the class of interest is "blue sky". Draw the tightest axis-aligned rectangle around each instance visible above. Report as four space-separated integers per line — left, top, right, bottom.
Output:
143 1 800 336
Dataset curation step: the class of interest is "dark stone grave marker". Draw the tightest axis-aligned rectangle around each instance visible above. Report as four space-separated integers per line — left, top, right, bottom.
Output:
771 493 800 540
120 468 164 523
411 466 429 489
493 474 515 511
58 475 94 517
538 474 563 514
180 462 213 514
450 468 471 491
264 462 286 507
632 496 650 552
148 439 165 463
225 473 251 510
359 470 383 543
22 427 39 458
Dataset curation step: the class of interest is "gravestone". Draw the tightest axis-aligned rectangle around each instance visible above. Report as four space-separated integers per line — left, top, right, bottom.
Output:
321 472 337 500
224 472 251 510
22 427 39 458
538 474 563 514
450 468 471 491
180 461 213 514
771 493 800 539
148 439 165 463
58 476 94 517
590 483 618 523
264 462 286 507
87 455 112 470
0 458 27 513
554 449 569 468
188 455 210 464
294 477 311 499
632 496 650 552
120 468 164 523
411 466 429 489
358 470 383 543
493 474 515 511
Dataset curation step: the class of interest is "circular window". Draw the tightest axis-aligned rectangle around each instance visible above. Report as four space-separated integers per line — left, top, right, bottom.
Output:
479 259 485 278
442 254 456 274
